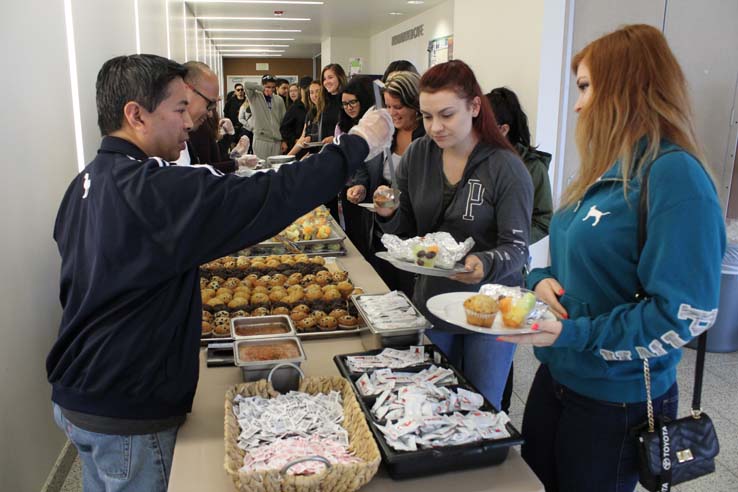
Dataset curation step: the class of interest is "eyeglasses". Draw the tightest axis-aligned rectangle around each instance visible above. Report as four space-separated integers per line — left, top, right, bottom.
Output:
341 99 359 109
187 84 217 111
235 88 244 92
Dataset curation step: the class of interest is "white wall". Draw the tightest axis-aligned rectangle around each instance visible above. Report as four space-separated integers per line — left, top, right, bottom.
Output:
320 36 370 74
368 0 454 74
138 0 169 55
453 0 544 142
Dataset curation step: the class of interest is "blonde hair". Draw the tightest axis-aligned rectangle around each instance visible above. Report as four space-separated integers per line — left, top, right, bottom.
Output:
562 24 706 208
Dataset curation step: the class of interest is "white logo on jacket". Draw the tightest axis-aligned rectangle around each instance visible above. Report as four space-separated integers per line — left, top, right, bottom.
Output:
463 179 484 221
82 173 91 199
582 205 610 226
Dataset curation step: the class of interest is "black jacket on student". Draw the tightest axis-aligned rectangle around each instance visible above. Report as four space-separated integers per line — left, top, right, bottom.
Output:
48 134 368 427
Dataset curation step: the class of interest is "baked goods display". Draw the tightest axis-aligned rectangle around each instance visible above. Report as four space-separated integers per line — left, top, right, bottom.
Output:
200 254 365 338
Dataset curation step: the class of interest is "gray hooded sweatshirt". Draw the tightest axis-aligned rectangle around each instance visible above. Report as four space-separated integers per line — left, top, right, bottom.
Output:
378 135 533 332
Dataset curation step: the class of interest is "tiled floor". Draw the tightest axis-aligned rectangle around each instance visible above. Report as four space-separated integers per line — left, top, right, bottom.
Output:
61 344 738 491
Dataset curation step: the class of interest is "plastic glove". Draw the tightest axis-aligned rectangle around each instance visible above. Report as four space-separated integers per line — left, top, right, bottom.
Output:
235 154 260 170
348 107 393 160
219 118 235 135
230 135 250 158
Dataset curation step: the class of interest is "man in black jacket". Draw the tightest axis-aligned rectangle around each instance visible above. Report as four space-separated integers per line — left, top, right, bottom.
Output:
47 54 392 491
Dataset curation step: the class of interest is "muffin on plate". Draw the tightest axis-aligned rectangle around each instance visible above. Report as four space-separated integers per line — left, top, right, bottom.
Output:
463 294 498 328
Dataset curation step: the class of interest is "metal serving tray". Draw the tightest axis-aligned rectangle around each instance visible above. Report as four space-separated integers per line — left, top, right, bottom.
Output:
231 315 295 340
334 344 524 479
258 213 346 247
234 336 306 391
351 292 430 350
233 336 305 371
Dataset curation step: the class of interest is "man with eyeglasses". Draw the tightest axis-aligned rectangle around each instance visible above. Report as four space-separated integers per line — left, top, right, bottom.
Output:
175 61 255 171
243 74 287 159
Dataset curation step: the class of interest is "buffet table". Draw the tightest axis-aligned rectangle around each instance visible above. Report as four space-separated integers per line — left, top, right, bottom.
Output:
168 240 544 492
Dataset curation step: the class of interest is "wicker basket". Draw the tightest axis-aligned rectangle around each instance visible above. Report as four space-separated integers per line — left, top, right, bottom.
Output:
224 376 381 492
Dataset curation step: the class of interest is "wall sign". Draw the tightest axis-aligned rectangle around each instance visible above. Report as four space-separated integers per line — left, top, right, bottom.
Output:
392 25 425 46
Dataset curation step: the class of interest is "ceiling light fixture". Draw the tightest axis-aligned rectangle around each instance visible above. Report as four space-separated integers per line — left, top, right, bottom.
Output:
215 44 290 47
189 1 322 4
388 12 404 16
218 49 285 52
210 37 295 40
205 28 301 32
407 1 425 4
221 54 284 57
197 16 310 21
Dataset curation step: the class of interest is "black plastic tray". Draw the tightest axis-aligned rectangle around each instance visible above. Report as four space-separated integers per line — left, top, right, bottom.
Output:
333 344 524 479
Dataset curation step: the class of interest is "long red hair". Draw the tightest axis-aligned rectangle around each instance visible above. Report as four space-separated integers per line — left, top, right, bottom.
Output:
419 60 514 152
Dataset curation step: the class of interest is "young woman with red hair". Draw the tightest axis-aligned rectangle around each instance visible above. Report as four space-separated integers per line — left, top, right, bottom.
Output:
374 59 534 408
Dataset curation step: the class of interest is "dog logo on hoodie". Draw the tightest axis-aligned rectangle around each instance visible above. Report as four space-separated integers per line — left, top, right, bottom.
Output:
582 205 610 226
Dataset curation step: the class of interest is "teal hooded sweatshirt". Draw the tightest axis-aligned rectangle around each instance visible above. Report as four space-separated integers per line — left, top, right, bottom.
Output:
527 142 726 403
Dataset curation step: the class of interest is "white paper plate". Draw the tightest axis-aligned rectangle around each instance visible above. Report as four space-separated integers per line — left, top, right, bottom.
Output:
375 251 469 277
426 292 556 335
357 203 377 213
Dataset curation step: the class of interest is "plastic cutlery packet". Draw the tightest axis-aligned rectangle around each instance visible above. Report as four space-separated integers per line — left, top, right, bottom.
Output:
355 365 458 396
345 346 428 372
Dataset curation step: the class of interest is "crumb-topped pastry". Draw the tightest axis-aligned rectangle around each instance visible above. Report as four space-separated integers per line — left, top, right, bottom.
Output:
318 316 338 331
463 294 498 328
338 315 359 330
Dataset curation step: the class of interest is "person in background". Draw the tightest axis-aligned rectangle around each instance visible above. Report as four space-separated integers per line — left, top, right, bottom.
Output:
276 78 290 106
382 59 419 82
243 74 287 158
350 70 425 297
280 82 306 151
319 63 348 146
173 61 255 173
224 82 245 137
486 86 554 413
374 60 533 410
335 75 378 258
48 53 393 492
287 80 323 157
499 25 725 492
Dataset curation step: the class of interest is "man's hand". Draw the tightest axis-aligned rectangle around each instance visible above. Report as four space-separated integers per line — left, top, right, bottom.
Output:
346 185 367 204
219 118 235 135
449 255 483 284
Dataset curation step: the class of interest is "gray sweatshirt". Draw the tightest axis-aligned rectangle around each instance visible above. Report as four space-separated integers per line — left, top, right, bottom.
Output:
378 135 533 331
244 83 286 143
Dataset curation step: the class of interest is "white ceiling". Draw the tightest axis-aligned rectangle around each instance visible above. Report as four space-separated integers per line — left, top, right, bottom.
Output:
185 0 446 58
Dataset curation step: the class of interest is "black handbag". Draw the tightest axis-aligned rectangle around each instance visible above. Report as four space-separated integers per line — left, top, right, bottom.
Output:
633 155 720 492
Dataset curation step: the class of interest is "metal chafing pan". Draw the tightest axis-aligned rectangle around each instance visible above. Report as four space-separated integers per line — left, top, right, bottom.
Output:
351 292 431 350
258 214 346 247
233 336 306 391
230 315 295 340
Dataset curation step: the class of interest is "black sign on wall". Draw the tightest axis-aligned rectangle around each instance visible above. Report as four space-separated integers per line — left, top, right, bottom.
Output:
392 25 425 46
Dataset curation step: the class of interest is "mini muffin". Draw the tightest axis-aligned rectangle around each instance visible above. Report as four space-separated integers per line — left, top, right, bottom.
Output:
201 289 216 303
322 289 342 302
311 310 327 321
251 286 269 295
298 316 317 332
286 291 304 303
269 290 287 303
331 271 349 283
201 321 213 337
216 287 233 297
223 277 241 289
301 274 317 286
211 275 226 284
213 322 230 337
207 280 221 290
202 310 214 322
282 259 296 268
315 271 332 285
287 285 304 297
251 306 270 317
309 256 326 265
251 261 268 271
290 311 308 323
305 285 323 302
199 277 209 289
272 273 287 285
217 292 234 304
264 259 280 269
245 273 259 284
250 292 270 306
294 254 309 263
329 308 349 319
336 281 354 299
318 316 338 331
351 287 365 296
231 310 249 318
287 273 303 286
223 260 237 270
271 306 290 316
206 297 226 311
338 315 360 330
253 275 270 287
292 304 311 314
214 310 230 320
234 286 251 297
463 294 498 328
228 298 249 310
236 257 251 269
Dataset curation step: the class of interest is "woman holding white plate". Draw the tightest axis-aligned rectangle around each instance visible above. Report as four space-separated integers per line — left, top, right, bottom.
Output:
374 60 533 408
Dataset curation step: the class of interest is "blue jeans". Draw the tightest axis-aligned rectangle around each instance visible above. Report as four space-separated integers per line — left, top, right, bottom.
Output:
521 365 679 492
427 330 516 409
53 404 179 492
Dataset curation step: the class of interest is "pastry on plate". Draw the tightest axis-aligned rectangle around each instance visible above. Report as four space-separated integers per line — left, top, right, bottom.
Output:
463 294 498 328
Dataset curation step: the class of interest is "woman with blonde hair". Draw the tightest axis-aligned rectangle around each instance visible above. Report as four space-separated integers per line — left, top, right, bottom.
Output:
500 24 726 491
287 80 324 157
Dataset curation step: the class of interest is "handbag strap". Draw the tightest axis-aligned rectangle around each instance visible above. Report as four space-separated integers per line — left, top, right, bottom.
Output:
637 150 707 424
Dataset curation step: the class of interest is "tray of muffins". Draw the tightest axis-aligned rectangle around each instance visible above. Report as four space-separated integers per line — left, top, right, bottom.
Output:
258 206 347 247
200 254 367 343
